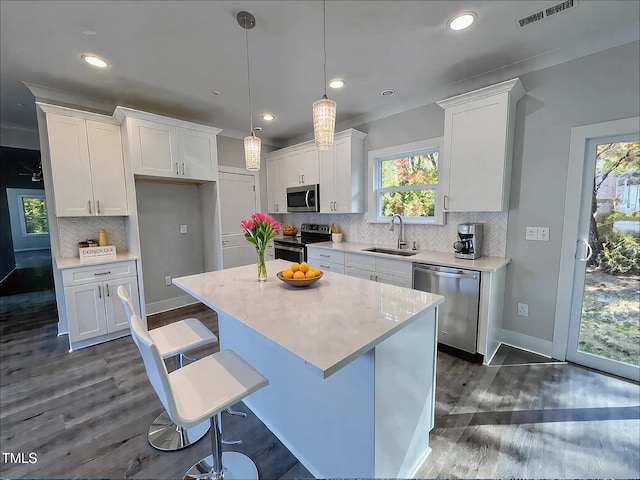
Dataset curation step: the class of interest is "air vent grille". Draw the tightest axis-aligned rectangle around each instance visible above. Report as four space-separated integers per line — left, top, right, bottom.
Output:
516 0 576 28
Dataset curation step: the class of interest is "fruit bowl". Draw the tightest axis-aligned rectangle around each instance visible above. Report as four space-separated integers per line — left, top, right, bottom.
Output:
277 271 323 288
282 225 298 236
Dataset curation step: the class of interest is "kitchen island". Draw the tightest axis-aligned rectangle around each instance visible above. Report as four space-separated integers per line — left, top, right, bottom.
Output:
173 259 443 478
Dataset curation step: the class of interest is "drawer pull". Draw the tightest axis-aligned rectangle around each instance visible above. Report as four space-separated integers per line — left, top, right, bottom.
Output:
94 271 112 276
319 264 330 269
320 254 330 257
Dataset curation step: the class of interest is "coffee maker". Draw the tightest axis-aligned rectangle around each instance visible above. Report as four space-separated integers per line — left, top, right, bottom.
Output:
454 223 483 260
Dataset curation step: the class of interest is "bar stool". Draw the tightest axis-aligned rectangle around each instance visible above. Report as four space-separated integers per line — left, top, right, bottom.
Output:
117 286 219 451
128 312 268 480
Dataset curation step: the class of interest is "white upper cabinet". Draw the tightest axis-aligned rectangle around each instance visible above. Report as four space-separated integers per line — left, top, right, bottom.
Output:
267 153 286 214
44 109 128 217
319 129 367 213
114 107 221 182
437 78 525 212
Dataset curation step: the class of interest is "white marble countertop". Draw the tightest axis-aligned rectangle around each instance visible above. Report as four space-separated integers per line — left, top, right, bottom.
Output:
308 241 511 272
173 259 443 378
55 252 138 270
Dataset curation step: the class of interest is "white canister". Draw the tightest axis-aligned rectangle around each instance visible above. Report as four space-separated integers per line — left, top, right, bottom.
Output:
332 233 343 243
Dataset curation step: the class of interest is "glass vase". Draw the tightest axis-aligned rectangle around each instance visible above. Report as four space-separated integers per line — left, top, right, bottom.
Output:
257 248 267 282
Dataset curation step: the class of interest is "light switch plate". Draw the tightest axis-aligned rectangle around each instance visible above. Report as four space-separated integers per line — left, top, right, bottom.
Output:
525 227 537 241
538 227 549 241
180 224 188 234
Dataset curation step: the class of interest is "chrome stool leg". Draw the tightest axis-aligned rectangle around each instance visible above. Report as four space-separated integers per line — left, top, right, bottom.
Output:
184 415 258 480
225 407 247 418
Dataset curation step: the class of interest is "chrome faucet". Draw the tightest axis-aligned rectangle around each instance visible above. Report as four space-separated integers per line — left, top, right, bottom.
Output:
390 214 407 249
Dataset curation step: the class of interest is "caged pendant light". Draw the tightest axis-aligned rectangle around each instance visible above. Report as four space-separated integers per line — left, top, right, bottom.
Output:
312 0 336 150
238 11 261 171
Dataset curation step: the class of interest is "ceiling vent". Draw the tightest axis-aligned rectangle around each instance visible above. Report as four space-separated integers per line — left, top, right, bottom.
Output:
516 0 577 28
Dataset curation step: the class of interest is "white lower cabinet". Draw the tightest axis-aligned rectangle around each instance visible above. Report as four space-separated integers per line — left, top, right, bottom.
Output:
307 248 345 274
345 252 412 288
62 261 139 349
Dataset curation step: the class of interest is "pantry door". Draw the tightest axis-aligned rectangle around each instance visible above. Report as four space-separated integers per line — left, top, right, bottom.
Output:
555 117 639 382
218 167 260 269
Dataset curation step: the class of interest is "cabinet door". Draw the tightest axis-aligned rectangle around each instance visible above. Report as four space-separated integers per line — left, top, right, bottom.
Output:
345 266 375 281
319 148 336 212
104 277 139 333
177 127 217 181
333 136 360 213
266 155 285 213
281 150 302 188
86 121 129 216
129 118 177 177
46 113 94 217
65 283 108 342
444 94 511 212
301 146 319 185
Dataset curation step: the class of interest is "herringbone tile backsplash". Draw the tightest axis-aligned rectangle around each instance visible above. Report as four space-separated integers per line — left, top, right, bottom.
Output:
278 212 508 257
58 217 128 257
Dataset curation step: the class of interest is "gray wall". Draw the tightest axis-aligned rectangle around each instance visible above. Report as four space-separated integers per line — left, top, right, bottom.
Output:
135 181 205 306
344 40 639 349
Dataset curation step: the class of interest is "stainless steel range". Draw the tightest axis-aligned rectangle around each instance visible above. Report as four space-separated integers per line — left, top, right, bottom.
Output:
273 224 331 263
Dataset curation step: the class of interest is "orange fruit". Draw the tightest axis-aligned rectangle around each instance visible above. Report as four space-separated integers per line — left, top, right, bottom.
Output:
305 270 316 279
311 268 321 276
281 269 294 279
293 270 305 279
291 262 300 272
299 262 309 273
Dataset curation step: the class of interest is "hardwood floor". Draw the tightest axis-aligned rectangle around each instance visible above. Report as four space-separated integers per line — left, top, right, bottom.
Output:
1 292 639 479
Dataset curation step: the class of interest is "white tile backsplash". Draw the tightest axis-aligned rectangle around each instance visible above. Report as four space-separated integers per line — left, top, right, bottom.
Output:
276 212 508 257
58 217 128 257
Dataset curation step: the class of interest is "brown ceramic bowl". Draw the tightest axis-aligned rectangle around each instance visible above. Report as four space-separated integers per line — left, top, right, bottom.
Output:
276 270 323 288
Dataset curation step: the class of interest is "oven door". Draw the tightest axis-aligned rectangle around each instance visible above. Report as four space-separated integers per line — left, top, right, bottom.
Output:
274 242 305 263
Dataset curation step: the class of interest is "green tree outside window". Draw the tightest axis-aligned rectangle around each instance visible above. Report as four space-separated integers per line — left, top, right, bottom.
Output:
22 197 48 234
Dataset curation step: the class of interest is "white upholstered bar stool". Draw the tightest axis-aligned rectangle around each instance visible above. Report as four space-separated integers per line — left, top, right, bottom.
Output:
117 286 219 451
129 312 268 480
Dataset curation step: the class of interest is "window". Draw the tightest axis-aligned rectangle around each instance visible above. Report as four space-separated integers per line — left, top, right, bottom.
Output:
367 137 444 224
20 194 48 235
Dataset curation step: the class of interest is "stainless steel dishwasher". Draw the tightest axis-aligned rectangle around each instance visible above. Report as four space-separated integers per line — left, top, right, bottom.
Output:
413 263 481 355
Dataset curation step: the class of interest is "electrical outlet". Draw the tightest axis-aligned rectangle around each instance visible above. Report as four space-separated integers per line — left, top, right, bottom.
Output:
165 276 172 286
525 227 537 241
180 224 188 234
538 227 549 241
518 303 529 316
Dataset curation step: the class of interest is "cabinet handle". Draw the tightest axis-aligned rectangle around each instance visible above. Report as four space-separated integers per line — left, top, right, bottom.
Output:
320 254 330 257
88 200 92 214
369 274 374 281
94 271 111 276
175 162 179 175
301 174 305 184
443 195 449 211
320 264 330 269
98 285 102 299
96 200 101 214
105 284 110 297
181 163 185 175
222 240 230 244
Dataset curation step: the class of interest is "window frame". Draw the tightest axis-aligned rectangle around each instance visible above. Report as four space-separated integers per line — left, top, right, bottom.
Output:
367 137 445 225
18 193 49 236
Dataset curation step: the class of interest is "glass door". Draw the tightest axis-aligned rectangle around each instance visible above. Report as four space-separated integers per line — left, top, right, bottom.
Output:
566 134 639 381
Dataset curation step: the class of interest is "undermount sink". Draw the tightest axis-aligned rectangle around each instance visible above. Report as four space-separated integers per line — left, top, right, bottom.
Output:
362 247 418 257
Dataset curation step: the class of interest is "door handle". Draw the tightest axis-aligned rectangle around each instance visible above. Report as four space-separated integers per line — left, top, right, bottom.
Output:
576 240 593 262
305 190 310 209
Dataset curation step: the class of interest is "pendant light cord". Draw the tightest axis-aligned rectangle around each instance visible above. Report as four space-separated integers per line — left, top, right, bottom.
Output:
245 18 254 134
323 0 327 97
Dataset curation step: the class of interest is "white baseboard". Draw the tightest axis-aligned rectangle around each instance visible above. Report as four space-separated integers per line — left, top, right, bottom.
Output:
145 295 199 315
498 328 554 358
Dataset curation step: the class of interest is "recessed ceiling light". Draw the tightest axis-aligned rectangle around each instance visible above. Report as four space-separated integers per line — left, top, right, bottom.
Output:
261 114 275 121
329 79 345 89
447 12 477 31
81 54 109 68
381 89 395 96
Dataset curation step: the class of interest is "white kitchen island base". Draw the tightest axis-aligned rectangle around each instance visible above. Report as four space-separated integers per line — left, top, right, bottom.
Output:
219 306 437 478
173 260 443 478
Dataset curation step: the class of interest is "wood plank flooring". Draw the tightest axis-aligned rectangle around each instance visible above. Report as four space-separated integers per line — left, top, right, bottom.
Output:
1 292 639 479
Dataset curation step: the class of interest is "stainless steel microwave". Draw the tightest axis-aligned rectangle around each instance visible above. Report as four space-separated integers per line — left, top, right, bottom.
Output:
286 184 320 212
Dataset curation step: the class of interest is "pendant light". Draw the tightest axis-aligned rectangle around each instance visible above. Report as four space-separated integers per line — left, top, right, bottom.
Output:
238 11 261 171
312 0 336 150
